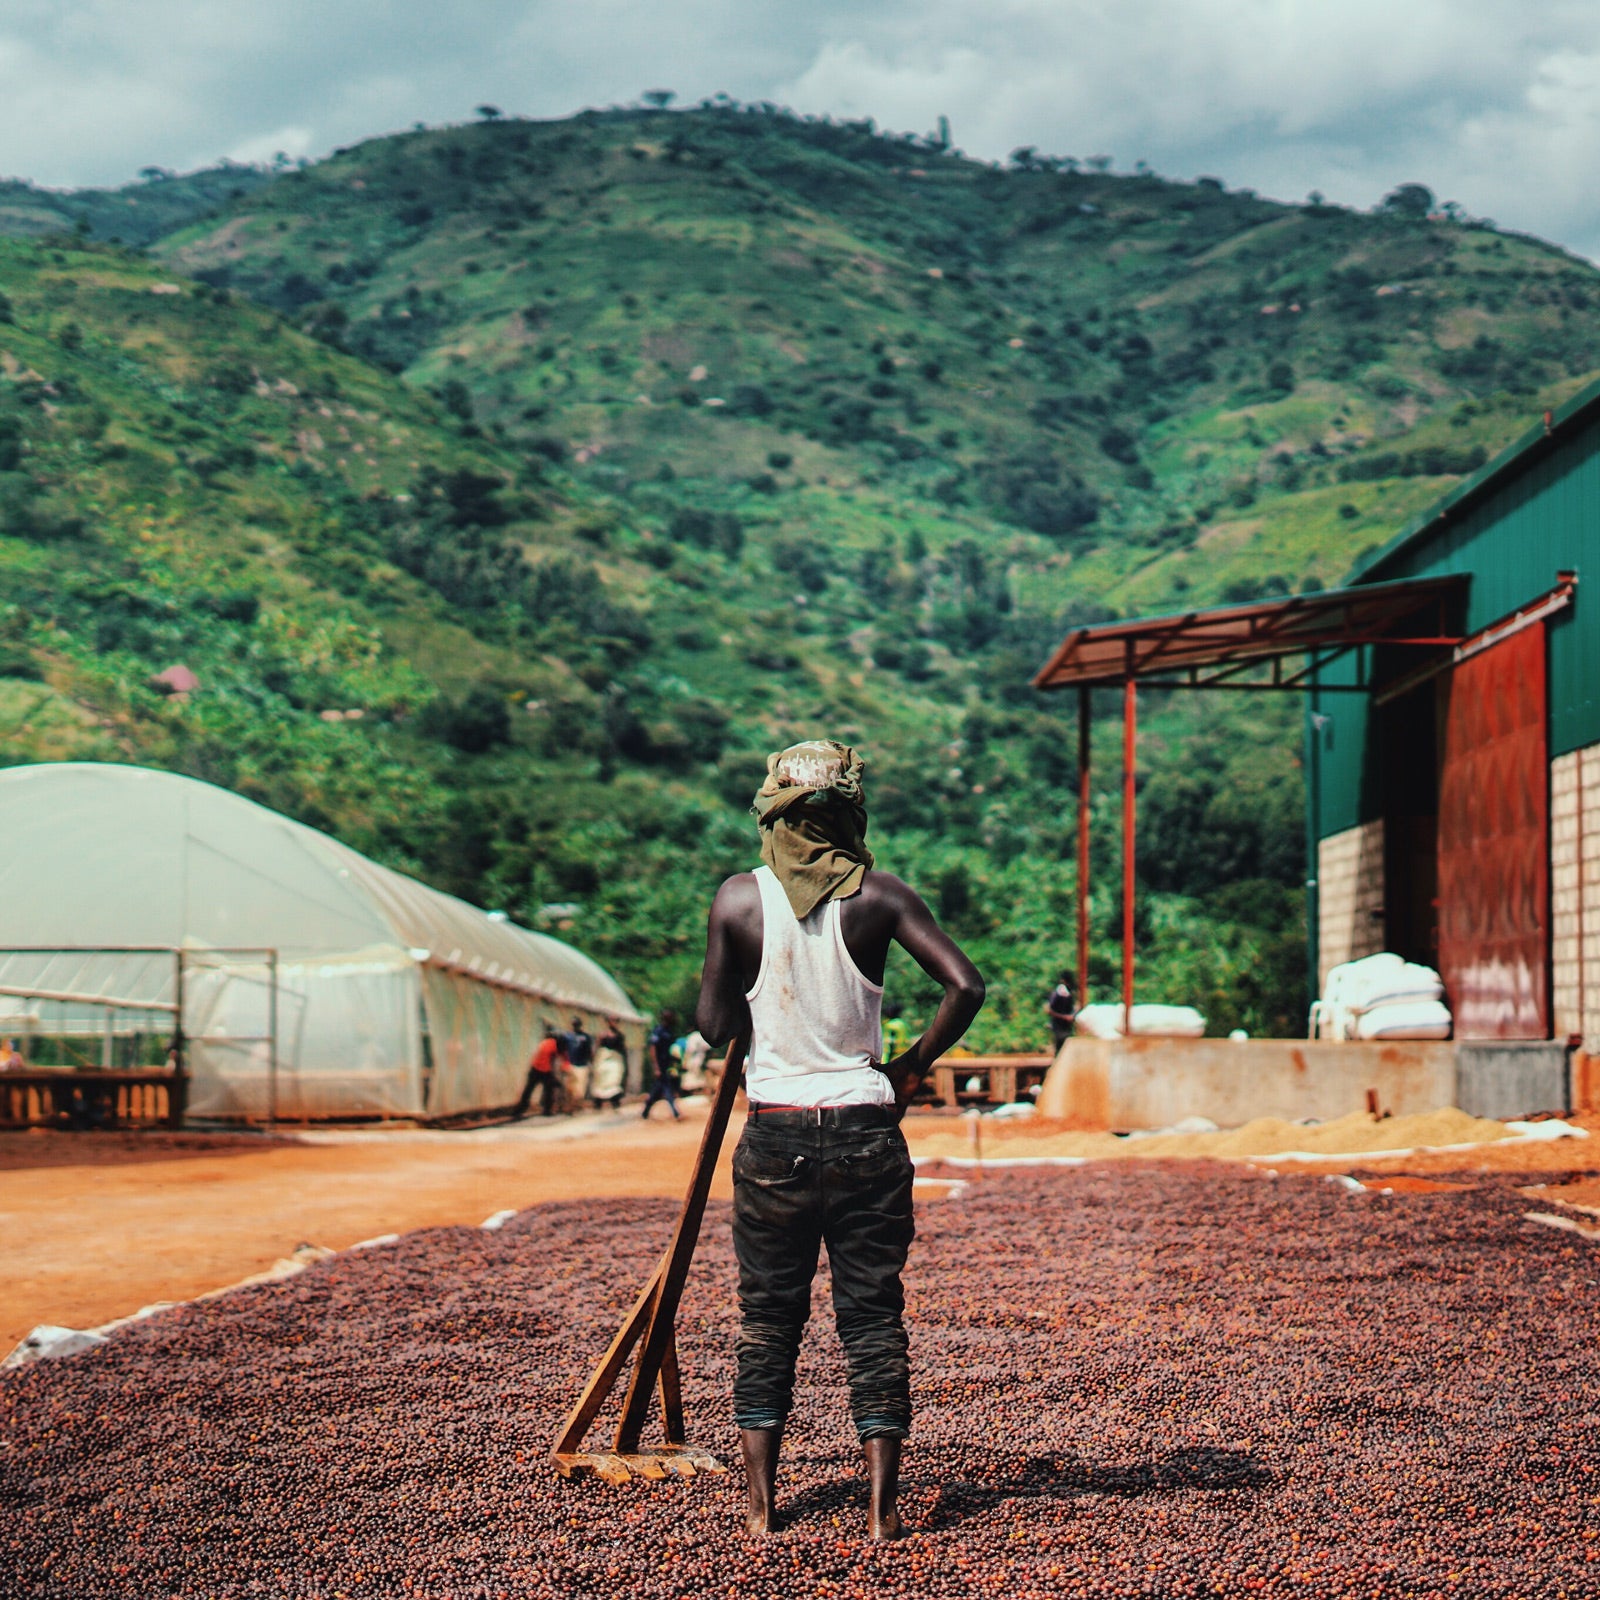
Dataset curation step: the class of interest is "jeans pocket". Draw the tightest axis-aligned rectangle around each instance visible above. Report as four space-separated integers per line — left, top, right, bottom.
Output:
834 1133 911 1180
734 1146 807 1185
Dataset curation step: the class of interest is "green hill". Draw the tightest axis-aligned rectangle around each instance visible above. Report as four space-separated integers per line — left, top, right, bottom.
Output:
5 106 1599 1048
148 108 1600 595
0 164 276 248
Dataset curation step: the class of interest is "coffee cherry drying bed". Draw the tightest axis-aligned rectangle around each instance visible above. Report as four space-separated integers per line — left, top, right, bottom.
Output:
3 1162 1598 1598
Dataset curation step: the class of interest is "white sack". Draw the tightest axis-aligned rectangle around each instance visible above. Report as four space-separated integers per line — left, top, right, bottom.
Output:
1353 998 1453 1040
1327 953 1444 1012
1074 1003 1206 1039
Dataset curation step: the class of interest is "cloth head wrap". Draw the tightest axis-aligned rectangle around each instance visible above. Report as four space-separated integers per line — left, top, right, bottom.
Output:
752 739 874 920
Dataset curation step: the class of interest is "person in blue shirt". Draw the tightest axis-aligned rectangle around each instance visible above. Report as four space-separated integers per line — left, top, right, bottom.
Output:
640 1010 682 1120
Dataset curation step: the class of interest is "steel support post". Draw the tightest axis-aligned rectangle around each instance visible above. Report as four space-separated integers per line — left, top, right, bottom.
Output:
1306 684 1324 1017
1076 685 1092 1008
1122 672 1138 1037
267 950 279 1130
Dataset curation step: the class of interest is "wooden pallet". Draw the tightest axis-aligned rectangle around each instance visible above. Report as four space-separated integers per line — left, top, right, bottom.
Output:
549 1038 747 1485
931 1054 1053 1108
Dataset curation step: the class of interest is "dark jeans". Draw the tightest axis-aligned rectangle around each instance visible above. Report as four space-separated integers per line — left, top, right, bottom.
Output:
641 1075 680 1118
732 1108 915 1442
515 1069 555 1117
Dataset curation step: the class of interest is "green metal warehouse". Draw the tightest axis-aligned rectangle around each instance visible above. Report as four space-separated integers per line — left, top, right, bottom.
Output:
1032 379 1600 1115
1310 377 1599 1063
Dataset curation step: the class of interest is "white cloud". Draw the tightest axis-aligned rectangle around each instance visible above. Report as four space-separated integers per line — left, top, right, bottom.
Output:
773 2 1600 255
1 1 1599 258
224 125 316 169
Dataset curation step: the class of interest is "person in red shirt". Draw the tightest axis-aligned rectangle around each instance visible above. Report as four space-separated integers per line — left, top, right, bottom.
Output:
514 1027 564 1118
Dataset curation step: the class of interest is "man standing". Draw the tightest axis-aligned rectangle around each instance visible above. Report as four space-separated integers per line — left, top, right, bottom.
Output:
514 1027 563 1119
591 1019 628 1109
640 1009 682 1120
561 1015 594 1110
1045 969 1077 1052
696 740 984 1541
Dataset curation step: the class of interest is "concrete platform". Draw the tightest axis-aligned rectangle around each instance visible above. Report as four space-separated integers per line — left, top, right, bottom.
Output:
1037 1036 1461 1130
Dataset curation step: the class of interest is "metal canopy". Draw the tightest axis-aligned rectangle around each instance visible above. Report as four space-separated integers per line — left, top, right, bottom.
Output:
1031 573 1467 692
1031 571 1469 1036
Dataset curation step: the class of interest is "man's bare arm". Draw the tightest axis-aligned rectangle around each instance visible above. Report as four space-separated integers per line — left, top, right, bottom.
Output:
694 874 758 1046
876 877 985 1111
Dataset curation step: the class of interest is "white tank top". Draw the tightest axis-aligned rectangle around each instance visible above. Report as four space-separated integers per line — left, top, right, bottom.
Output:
744 865 891 1107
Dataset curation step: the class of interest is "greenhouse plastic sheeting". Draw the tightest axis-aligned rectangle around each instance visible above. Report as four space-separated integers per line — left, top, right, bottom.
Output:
0 948 180 1037
423 967 537 1117
184 948 423 1121
0 764 643 1120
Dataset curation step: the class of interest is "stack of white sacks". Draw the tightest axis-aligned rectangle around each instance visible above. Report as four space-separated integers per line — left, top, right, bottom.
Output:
1310 952 1452 1041
1074 1002 1207 1040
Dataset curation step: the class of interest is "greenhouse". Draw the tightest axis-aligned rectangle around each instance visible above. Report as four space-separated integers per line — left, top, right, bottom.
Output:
0 763 644 1121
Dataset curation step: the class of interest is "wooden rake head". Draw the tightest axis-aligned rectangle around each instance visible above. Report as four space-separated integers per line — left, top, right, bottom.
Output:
549 1040 747 1485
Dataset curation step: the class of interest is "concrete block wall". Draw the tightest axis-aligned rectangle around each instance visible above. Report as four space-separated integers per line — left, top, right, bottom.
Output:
1317 820 1386 989
1551 743 1600 1049
1039 1037 1574 1128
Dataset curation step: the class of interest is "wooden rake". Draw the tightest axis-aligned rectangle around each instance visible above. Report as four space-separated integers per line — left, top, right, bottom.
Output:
549 1037 748 1484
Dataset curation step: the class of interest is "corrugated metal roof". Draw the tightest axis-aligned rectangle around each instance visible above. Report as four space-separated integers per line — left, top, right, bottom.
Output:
1031 575 1464 690
1353 373 1600 583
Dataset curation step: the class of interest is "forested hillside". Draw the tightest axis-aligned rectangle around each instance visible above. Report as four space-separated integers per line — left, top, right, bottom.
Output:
4 104 1598 1044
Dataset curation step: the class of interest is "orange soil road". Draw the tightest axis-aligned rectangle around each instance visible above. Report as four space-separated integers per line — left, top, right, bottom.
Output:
0 1107 738 1351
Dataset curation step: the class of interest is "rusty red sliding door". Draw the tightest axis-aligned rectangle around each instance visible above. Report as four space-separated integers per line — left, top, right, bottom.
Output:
1436 621 1549 1039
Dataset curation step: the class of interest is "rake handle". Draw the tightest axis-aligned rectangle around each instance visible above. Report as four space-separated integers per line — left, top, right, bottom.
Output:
612 1036 748 1452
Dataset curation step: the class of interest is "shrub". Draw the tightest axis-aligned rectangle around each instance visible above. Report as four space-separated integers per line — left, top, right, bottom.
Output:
425 686 511 753
0 641 41 679
668 507 743 556
202 591 261 624
772 538 829 591
731 385 773 416
983 451 1100 539
1097 427 1139 465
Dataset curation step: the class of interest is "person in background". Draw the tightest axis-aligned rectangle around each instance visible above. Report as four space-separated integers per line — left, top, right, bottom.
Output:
1045 969 1077 1053
591 1019 628 1109
560 1015 593 1111
515 1027 564 1118
880 1004 912 1063
679 1027 712 1093
563 1015 594 1078
641 1009 682 1120
0 1038 24 1072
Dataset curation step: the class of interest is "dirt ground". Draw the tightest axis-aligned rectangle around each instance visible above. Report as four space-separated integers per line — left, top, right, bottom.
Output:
4 1101 1598 1353
0 1105 740 1349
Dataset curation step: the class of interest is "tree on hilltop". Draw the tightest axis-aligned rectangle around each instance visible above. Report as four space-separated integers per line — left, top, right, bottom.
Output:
642 90 675 109
1380 183 1434 220
475 104 503 122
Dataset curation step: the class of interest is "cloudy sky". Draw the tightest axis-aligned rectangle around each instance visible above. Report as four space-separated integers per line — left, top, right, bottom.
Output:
5 1 1600 257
